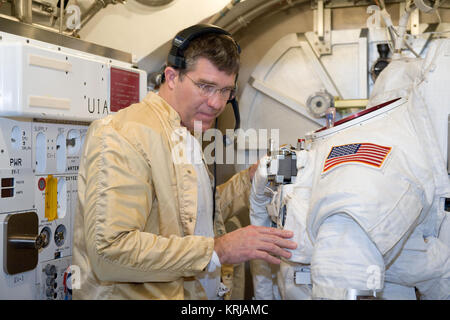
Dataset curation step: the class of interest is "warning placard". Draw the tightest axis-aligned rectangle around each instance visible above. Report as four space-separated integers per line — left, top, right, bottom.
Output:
110 67 140 112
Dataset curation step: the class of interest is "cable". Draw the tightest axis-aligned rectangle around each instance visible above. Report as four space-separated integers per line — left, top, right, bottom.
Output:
212 118 218 223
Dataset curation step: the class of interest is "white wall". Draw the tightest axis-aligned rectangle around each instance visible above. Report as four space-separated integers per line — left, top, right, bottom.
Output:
78 0 230 61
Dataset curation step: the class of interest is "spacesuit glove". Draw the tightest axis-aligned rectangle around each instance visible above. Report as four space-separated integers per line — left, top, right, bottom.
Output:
250 155 272 227
251 155 270 199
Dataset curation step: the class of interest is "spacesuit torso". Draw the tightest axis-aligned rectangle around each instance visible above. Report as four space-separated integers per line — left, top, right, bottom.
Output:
251 39 450 300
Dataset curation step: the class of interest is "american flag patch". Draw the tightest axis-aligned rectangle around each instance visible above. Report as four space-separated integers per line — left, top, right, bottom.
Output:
322 143 392 173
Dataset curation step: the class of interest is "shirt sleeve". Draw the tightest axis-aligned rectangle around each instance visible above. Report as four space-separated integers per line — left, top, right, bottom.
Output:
216 168 252 223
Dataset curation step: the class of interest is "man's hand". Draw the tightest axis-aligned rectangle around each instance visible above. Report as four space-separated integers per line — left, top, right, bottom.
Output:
248 162 258 182
214 225 297 265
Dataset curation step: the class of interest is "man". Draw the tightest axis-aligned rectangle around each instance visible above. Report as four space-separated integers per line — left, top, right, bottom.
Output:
72 24 296 300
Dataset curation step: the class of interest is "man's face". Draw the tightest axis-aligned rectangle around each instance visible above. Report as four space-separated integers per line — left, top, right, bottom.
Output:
173 57 236 132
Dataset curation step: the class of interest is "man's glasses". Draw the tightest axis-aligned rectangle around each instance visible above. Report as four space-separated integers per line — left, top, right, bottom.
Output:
184 74 236 101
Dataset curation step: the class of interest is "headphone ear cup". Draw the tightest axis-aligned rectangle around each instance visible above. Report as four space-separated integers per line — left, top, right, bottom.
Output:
148 65 167 88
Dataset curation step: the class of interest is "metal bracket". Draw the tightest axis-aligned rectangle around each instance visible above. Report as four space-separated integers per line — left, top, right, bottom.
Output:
358 28 369 99
3 211 40 275
307 0 331 56
301 40 342 98
399 2 420 35
248 76 325 126
410 8 420 35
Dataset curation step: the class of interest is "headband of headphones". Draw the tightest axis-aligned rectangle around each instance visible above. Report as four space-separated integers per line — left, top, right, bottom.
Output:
167 24 241 69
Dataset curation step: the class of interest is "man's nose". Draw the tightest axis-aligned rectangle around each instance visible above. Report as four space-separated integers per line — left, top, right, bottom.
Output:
207 92 227 111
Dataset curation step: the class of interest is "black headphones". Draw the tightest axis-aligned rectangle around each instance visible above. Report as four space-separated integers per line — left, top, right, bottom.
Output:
168 24 241 68
166 23 241 131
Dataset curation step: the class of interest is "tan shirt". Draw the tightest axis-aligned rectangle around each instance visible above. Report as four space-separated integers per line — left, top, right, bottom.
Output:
72 92 251 299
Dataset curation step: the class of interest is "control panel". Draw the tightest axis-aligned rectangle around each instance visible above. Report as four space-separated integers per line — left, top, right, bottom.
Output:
0 26 147 299
37 257 73 300
0 119 87 299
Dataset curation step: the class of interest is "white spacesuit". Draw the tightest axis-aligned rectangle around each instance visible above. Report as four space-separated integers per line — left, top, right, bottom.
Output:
250 39 450 300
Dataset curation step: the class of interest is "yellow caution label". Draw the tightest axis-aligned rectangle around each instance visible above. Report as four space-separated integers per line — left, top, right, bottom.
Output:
45 175 58 221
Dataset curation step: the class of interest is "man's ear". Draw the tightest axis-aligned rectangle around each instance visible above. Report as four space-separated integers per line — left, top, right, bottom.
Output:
164 66 179 89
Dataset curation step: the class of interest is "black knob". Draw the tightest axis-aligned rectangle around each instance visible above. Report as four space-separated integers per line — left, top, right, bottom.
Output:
46 287 54 297
46 276 55 287
44 264 56 276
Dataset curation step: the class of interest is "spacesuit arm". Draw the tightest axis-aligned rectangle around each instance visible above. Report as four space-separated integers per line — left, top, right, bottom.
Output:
80 123 213 283
385 225 450 299
249 156 278 299
249 155 271 226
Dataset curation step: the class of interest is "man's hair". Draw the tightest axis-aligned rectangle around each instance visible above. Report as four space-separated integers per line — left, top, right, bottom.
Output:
174 33 240 78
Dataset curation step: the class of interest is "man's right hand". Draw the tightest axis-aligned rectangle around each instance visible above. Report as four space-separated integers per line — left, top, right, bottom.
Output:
214 225 297 265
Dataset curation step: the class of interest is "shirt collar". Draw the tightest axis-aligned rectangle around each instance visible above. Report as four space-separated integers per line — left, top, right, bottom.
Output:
143 91 182 127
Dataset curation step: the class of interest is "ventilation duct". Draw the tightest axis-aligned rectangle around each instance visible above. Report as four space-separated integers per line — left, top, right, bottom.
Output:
2 0 126 35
